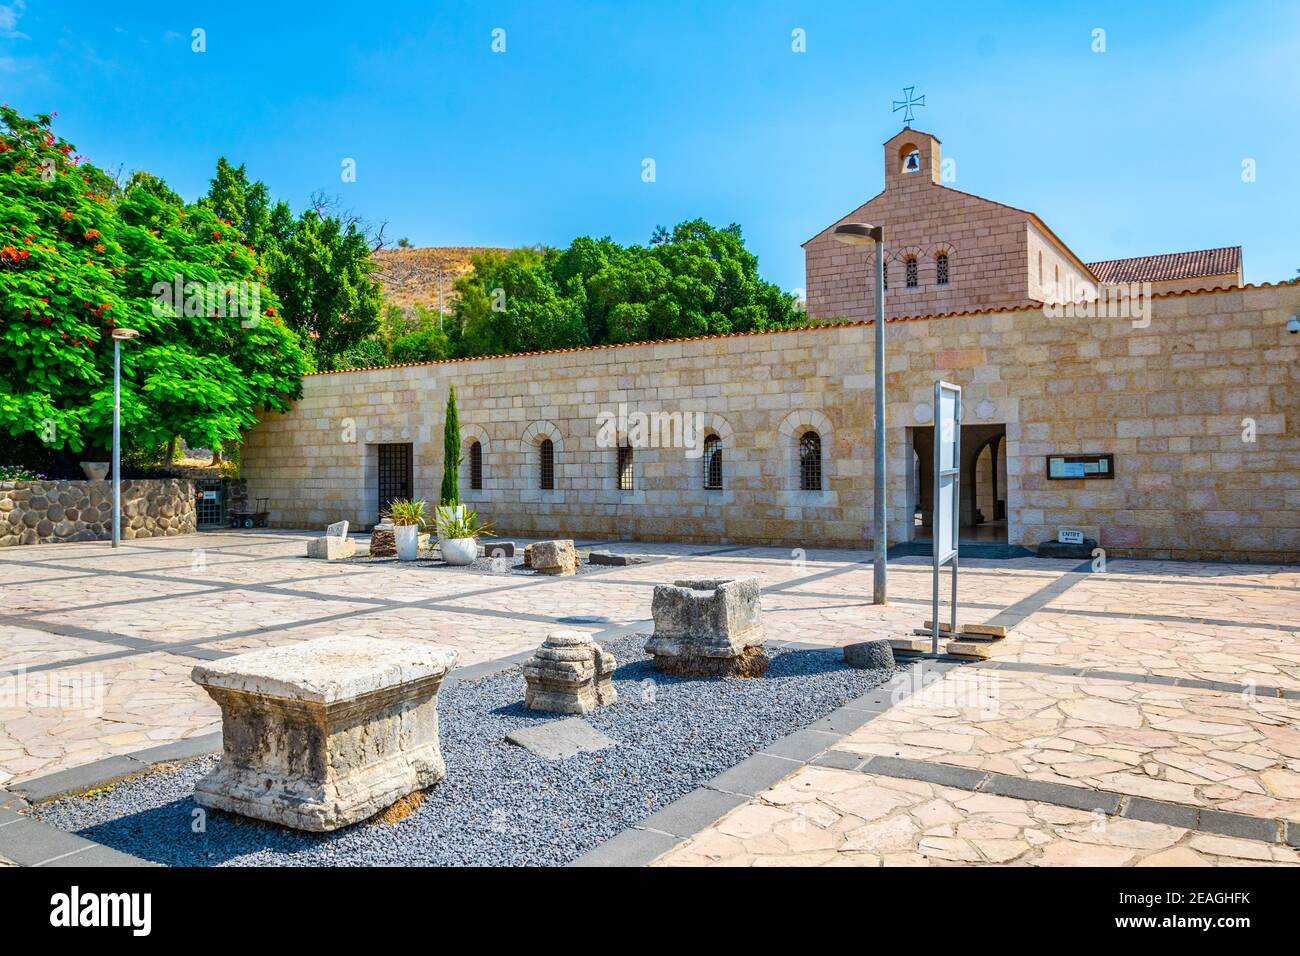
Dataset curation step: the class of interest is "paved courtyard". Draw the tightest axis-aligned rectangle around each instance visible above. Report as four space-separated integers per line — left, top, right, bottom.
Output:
2 530 1298 866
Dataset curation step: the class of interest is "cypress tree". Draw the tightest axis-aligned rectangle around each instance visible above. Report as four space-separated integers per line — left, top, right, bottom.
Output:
440 384 460 506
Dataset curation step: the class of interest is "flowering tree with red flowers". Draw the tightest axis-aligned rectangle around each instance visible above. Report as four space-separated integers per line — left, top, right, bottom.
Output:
0 106 307 470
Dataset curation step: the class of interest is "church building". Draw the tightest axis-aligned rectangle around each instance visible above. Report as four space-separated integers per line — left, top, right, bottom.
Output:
803 128 1243 322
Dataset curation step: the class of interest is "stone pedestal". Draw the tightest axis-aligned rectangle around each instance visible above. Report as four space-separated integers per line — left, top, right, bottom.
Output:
306 535 355 560
522 630 617 714
526 539 578 575
645 576 768 677
191 636 459 832
369 523 396 557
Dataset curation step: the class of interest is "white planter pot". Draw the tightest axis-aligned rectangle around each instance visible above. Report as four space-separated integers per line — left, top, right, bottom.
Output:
80 462 110 481
441 537 477 566
394 524 420 561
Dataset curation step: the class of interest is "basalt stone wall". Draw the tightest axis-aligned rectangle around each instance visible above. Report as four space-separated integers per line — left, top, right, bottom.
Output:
0 479 197 547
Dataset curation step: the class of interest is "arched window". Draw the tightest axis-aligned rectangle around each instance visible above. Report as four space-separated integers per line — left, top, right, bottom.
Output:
538 438 554 490
616 442 634 491
469 441 483 490
799 431 822 492
936 253 949 286
905 256 919 288
703 434 722 490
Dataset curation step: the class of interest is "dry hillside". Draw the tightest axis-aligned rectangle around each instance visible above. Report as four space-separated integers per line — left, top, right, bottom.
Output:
371 246 507 310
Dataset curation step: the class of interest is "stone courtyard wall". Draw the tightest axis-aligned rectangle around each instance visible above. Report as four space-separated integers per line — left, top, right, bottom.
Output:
242 283 1300 562
0 479 196 546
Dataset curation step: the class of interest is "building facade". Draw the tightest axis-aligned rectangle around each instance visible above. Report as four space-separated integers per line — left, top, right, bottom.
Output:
241 128 1295 562
243 281 1299 562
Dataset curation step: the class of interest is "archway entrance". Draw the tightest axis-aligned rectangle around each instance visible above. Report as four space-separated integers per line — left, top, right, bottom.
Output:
907 424 1007 544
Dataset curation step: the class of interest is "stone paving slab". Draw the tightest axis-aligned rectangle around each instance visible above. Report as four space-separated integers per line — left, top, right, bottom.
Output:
653 767 1300 867
505 717 617 760
2 527 1298 875
835 668 1300 822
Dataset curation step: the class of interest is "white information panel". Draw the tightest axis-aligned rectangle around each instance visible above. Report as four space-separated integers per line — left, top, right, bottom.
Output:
931 381 961 652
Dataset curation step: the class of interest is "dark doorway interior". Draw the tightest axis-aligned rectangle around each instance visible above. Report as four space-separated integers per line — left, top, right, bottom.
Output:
376 443 413 519
909 424 1008 544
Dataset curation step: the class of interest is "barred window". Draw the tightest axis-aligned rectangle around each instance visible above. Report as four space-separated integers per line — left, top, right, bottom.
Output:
469 441 483 490
881 259 888 291
703 434 722 490
905 256 918 288
616 443 634 491
936 253 949 286
799 431 822 492
539 438 554 490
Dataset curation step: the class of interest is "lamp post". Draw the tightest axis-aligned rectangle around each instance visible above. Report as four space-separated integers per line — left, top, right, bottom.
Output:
832 222 888 604
110 328 139 549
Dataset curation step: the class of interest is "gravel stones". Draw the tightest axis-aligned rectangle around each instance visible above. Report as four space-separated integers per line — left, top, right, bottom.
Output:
522 630 617 714
33 636 892 867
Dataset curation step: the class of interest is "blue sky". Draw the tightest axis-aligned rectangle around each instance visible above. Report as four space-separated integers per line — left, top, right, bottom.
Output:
3 1 1298 290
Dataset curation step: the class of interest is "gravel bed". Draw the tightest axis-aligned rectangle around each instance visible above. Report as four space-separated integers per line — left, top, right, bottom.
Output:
32 636 891 867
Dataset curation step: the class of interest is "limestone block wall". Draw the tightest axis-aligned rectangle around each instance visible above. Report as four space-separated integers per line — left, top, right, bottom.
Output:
242 283 1300 561
0 479 197 546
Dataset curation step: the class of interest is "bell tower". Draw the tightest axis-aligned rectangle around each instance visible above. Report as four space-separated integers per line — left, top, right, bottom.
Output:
884 128 941 190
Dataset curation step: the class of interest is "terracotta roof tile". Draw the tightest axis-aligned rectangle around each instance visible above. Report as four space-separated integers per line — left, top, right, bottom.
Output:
1086 246 1241 284
305 280 1295 377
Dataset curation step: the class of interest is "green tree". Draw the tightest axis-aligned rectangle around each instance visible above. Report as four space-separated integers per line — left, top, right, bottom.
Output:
439 384 459 506
450 221 799 357
202 162 382 371
0 106 307 468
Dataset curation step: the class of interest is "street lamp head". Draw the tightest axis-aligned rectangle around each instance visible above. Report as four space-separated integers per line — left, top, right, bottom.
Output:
111 328 140 342
832 222 883 245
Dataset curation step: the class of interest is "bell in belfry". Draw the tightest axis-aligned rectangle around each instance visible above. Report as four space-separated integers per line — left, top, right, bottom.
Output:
905 149 921 172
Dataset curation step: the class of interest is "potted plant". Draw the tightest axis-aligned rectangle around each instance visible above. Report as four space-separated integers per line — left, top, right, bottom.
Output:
436 507 492 566
384 498 428 561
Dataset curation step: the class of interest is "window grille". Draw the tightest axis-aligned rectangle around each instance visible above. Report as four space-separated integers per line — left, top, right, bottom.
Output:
799 432 822 492
703 435 722 490
905 257 918 288
469 441 483 490
936 253 949 286
539 438 554 490
616 443 634 491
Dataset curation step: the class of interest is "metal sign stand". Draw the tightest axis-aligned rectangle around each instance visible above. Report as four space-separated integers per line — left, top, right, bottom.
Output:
931 381 962 654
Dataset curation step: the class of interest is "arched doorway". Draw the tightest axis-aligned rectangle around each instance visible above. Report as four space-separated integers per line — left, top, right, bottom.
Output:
908 424 1007 544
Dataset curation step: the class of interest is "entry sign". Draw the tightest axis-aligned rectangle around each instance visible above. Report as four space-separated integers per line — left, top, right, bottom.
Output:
1058 529 1085 545
931 381 961 654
